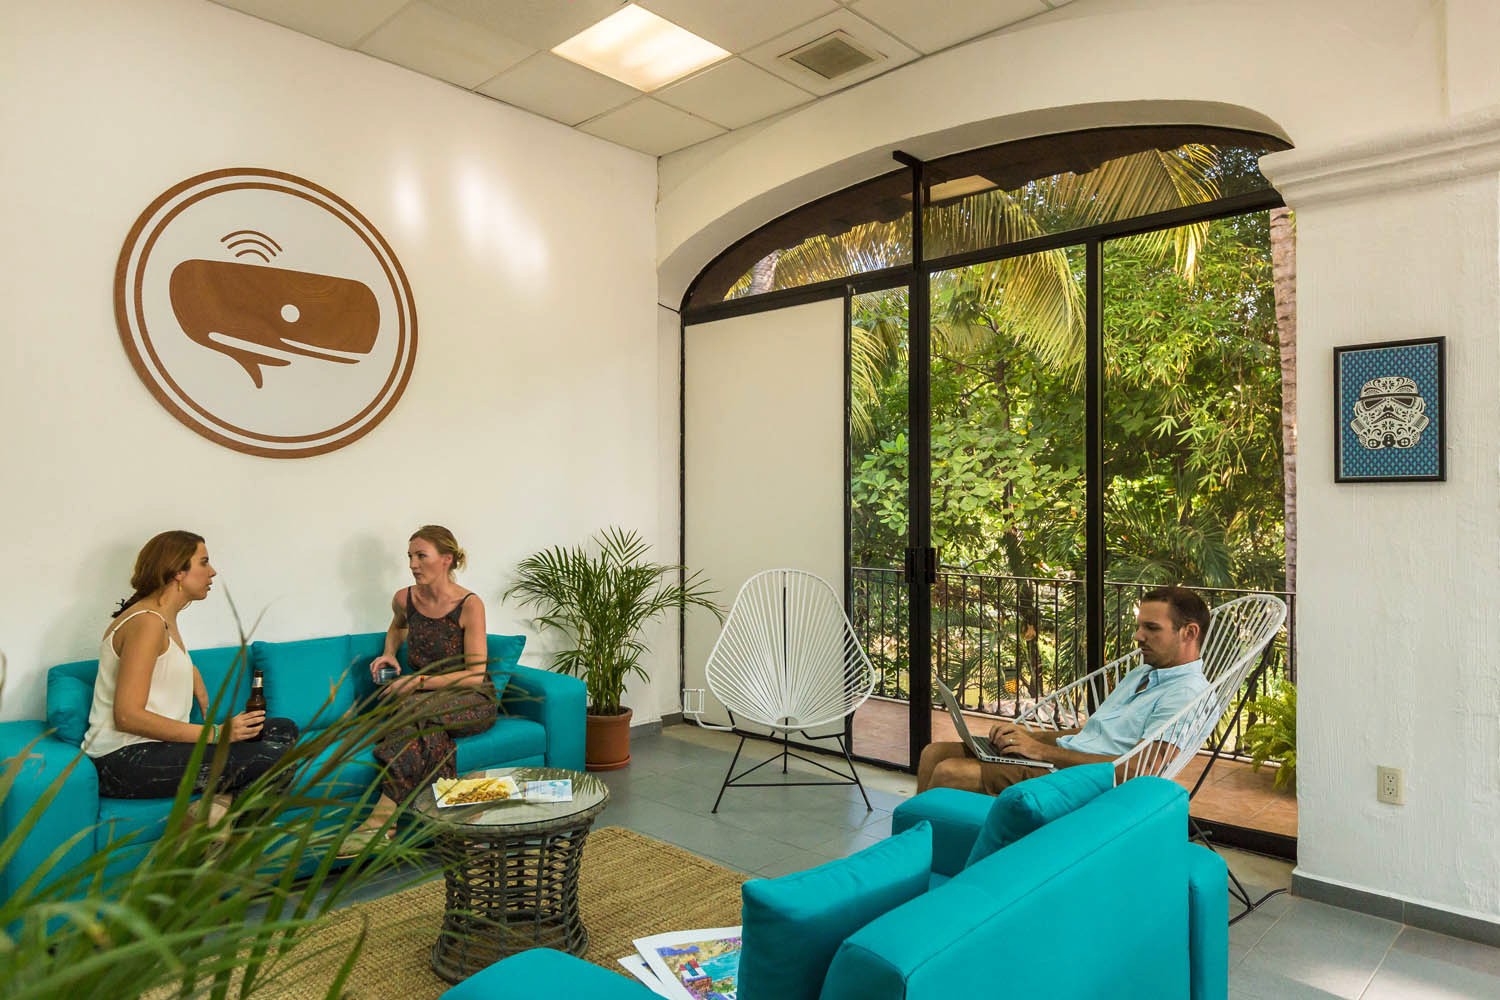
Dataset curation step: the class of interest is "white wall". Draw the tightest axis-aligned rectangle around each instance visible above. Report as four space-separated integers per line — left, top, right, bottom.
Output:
651 0 1500 924
0 0 667 722
1264 114 1500 920
656 0 1448 305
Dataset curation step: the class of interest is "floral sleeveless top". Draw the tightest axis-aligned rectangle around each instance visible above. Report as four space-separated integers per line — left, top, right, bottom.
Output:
406 588 475 673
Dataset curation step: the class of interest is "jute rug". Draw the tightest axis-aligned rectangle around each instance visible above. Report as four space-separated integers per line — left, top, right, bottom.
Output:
265 826 748 999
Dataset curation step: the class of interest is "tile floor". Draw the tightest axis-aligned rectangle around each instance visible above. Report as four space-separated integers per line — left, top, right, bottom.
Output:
595 725 1500 1000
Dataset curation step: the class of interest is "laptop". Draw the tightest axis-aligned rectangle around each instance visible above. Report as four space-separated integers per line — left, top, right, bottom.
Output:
933 678 1055 770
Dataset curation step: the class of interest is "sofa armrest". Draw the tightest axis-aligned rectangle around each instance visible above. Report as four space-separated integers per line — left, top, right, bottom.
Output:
1186 842 1229 1000
503 665 586 772
891 788 991 877
440 947 655 1000
0 721 100 902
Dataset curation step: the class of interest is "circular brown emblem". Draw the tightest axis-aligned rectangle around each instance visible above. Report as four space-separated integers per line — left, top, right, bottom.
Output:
115 168 417 458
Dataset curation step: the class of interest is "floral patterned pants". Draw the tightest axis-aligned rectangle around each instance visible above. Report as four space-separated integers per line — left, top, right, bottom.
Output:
374 684 498 804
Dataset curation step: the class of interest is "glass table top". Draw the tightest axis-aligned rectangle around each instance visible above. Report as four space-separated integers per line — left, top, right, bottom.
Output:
412 766 609 831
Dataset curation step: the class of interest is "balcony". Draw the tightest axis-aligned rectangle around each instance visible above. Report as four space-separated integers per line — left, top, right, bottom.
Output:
848 566 1297 850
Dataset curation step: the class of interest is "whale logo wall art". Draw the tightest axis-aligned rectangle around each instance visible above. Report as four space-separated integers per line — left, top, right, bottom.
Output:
115 169 417 458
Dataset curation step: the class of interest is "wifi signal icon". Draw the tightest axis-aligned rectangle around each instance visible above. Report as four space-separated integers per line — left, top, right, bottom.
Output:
221 230 283 263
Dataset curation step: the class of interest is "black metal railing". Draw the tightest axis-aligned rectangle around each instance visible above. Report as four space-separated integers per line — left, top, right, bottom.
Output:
849 566 1295 760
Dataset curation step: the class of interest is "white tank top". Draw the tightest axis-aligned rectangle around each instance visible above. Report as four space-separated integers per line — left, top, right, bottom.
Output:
82 609 195 757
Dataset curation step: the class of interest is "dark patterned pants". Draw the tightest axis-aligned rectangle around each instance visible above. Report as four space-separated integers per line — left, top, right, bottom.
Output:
374 685 498 804
91 718 300 799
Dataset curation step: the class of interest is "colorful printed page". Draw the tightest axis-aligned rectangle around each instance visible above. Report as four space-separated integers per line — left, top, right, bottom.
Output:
632 926 742 1000
617 955 673 998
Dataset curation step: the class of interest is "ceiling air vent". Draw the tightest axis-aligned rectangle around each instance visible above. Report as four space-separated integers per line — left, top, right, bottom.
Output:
782 30 880 80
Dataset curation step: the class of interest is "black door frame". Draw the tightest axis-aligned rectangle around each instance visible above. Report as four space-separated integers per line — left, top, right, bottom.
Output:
680 167 1284 775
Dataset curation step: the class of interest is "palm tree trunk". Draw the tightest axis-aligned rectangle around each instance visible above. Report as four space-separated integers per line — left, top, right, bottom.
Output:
1270 207 1297 594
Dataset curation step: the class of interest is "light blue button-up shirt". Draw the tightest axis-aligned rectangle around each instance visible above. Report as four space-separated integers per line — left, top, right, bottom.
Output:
1056 658 1209 757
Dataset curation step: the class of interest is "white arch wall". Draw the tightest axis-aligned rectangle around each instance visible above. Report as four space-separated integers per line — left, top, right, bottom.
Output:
657 0 1462 305
656 0 1500 934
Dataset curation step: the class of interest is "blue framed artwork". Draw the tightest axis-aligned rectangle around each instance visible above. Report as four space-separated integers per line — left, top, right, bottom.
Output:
1334 336 1445 482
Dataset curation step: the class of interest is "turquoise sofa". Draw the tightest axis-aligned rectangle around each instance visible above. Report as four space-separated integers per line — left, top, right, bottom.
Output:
0 632 585 900
440 775 1227 1000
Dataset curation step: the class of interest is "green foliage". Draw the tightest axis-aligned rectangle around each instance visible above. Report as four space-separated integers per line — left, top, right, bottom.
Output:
850 210 1285 592
0 593 453 999
1244 679 1297 790
505 528 725 715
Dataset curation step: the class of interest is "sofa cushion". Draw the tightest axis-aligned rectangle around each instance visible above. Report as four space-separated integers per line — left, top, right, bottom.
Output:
97 795 177 852
739 820 932 1000
252 636 356 732
291 738 383 801
439 948 655 1000
454 718 547 773
344 632 521 705
46 660 98 747
484 633 524 697
964 762 1114 868
192 645 256 724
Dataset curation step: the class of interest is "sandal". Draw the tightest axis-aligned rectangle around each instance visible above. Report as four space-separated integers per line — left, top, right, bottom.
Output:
335 824 395 858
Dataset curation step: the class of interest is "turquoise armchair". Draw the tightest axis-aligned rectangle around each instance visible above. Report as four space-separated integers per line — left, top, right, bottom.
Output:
442 777 1228 1000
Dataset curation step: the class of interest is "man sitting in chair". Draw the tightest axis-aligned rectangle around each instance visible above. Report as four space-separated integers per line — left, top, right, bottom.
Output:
917 586 1211 795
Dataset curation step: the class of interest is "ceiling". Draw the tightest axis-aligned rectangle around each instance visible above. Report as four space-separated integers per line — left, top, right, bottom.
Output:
212 0 1076 157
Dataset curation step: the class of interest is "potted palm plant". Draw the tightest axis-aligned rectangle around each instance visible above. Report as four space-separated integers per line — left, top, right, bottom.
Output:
506 527 724 771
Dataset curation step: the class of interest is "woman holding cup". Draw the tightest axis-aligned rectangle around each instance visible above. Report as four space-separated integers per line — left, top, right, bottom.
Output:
343 525 497 853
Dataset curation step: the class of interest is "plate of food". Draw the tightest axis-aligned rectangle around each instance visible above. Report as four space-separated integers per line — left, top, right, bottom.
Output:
432 775 520 808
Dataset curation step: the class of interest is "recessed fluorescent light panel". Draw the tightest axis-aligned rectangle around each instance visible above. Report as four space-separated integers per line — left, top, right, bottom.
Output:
553 4 729 92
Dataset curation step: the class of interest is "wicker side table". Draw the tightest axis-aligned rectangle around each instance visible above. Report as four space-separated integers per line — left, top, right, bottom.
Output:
414 767 609 984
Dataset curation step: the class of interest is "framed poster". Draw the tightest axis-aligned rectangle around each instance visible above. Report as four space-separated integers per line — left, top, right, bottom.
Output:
1333 336 1445 482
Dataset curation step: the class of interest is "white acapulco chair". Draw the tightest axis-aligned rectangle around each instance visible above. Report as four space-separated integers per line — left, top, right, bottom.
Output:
1013 592 1288 921
685 569 878 814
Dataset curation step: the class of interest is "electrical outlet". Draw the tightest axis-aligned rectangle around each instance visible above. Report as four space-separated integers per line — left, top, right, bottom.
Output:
1377 766 1405 805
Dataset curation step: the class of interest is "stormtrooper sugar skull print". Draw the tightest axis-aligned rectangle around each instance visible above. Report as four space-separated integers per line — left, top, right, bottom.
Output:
1349 375 1428 449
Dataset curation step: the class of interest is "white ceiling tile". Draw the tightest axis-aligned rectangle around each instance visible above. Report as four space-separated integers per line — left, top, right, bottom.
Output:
655 58 813 130
852 0 1047 54
637 0 838 52
357 2 535 89
578 98 725 156
427 0 627 51
212 0 410 47
477 52 639 126
742 7 918 96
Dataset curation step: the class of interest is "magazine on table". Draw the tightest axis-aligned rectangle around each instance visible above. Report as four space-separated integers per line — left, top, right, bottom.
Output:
617 925 742 1000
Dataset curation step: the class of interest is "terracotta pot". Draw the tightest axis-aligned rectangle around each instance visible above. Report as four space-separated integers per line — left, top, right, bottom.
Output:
585 707 633 771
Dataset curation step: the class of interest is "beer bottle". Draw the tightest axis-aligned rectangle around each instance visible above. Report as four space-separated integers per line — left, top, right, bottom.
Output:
245 669 267 741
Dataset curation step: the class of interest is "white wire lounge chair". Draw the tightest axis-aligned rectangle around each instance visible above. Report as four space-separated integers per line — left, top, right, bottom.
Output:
1013 594 1288 785
685 568 878 813
1012 592 1289 921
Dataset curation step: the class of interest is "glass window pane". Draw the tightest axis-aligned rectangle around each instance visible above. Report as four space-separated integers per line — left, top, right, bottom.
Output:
924 133 1281 261
685 171 912 309
1101 211 1290 655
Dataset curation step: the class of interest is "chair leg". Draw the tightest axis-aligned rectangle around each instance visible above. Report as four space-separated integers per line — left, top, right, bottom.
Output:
835 734 872 812
1190 818 1288 924
711 735 748 814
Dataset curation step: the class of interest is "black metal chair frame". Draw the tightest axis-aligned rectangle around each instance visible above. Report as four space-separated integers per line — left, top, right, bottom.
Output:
710 710 871 814
1183 647 1289 925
